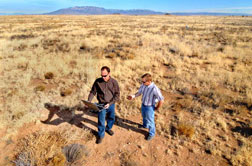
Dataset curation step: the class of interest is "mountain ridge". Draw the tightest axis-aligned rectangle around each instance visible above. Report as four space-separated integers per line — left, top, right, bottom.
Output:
44 6 164 15
0 6 251 16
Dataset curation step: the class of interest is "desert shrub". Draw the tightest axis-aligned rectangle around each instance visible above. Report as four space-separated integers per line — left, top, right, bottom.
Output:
44 72 54 79
42 39 70 53
79 43 91 52
230 140 252 166
13 129 92 166
119 151 138 166
60 89 73 97
34 85 46 92
48 153 66 166
62 144 89 164
177 123 195 139
10 34 35 40
11 111 25 121
69 60 77 68
106 52 117 58
13 44 27 51
13 151 35 166
13 130 67 165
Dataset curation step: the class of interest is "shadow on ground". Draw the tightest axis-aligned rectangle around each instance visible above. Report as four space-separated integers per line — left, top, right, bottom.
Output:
41 102 148 138
232 120 252 137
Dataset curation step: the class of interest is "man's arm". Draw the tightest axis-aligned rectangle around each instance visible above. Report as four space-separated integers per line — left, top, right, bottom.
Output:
88 80 97 102
108 79 120 106
154 86 164 111
155 100 163 111
127 91 141 100
127 84 143 100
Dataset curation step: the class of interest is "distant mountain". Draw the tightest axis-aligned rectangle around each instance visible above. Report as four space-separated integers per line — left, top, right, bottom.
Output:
171 12 251 16
0 13 26 15
0 7 251 16
45 6 164 15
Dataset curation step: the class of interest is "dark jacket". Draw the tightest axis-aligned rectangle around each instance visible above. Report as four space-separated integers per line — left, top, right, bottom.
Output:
88 77 120 105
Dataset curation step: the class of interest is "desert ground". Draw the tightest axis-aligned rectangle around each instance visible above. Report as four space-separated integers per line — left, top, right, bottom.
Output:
0 15 252 166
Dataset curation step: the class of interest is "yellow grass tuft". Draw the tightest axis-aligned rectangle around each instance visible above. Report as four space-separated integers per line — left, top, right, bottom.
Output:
177 123 195 139
60 89 73 97
13 128 92 165
34 85 46 92
48 153 66 166
44 72 54 79
231 140 252 166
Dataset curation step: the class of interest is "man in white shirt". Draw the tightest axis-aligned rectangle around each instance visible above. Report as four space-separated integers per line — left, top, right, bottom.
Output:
127 73 164 141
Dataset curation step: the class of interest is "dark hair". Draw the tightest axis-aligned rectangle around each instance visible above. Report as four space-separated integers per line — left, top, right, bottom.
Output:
101 66 110 73
141 73 152 82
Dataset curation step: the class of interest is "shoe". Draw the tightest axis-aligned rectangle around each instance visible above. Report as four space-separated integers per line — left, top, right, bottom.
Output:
40 120 49 124
146 135 154 141
106 130 114 136
138 124 147 129
69 118 75 124
96 137 103 144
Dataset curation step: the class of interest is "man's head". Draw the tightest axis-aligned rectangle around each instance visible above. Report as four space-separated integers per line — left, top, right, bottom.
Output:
141 73 152 86
101 66 110 82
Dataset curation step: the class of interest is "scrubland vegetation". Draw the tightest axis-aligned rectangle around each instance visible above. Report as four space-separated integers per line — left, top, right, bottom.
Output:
0 15 252 165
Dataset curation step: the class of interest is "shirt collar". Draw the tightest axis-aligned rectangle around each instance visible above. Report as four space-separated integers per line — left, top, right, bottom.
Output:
143 82 154 87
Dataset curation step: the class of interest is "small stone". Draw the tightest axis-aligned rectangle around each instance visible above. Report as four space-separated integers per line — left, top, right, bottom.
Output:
188 148 194 153
137 145 143 149
173 151 179 156
142 152 148 157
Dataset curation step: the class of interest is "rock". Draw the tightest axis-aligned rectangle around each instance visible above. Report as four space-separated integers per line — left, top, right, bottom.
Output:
137 145 143 149
142 152 148 157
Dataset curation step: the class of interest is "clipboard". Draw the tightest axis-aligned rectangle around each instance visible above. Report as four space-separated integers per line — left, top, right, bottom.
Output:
81 100 104 111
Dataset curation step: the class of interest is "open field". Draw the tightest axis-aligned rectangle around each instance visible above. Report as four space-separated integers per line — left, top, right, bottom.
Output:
0 15 252 165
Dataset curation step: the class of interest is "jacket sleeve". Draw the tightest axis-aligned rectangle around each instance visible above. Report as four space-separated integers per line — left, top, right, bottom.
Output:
109 79 120 105
88 80 97 102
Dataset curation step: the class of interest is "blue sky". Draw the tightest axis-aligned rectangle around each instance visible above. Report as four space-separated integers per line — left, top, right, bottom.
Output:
0 0 252 14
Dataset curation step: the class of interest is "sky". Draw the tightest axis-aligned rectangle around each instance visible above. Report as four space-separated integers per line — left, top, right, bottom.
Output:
0 0 252 14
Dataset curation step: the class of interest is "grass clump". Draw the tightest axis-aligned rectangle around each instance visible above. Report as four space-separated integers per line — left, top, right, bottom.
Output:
60 89 73 97
13 130 67 165
62 144 89 164
44 72 54 79
34 85 46 92
230 140 252 166
177 123 195 139
48 153 66 166
119 151 138 166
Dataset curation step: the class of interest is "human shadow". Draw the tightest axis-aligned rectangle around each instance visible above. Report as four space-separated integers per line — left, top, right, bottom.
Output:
41 102 148 137
231 120 252 138
82 110 149 137
41 102 98 135
232 126 252 137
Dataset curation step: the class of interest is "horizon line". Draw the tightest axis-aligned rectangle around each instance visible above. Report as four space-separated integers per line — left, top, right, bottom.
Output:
0 5 252 15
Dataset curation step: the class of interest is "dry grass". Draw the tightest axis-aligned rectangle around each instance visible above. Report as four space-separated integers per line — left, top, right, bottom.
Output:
231 138 252 166
177 122 195 139
119 150 138 166
13 128 93 165
0 15 252 165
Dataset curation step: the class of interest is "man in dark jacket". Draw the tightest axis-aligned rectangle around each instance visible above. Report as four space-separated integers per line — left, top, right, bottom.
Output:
87 66 120 144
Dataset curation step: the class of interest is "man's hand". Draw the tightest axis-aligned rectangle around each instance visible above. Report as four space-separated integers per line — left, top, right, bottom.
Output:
104 104 110 109
155 100 163 113
127 95 133 100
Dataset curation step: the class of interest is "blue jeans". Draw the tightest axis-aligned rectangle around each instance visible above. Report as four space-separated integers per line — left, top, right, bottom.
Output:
97 104 115 138
141 104 155 137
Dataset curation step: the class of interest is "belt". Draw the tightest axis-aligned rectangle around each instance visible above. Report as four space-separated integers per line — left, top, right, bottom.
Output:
142 104 154 107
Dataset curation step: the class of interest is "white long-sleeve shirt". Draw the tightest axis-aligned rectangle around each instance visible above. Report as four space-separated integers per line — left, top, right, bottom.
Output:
135 82 164 106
